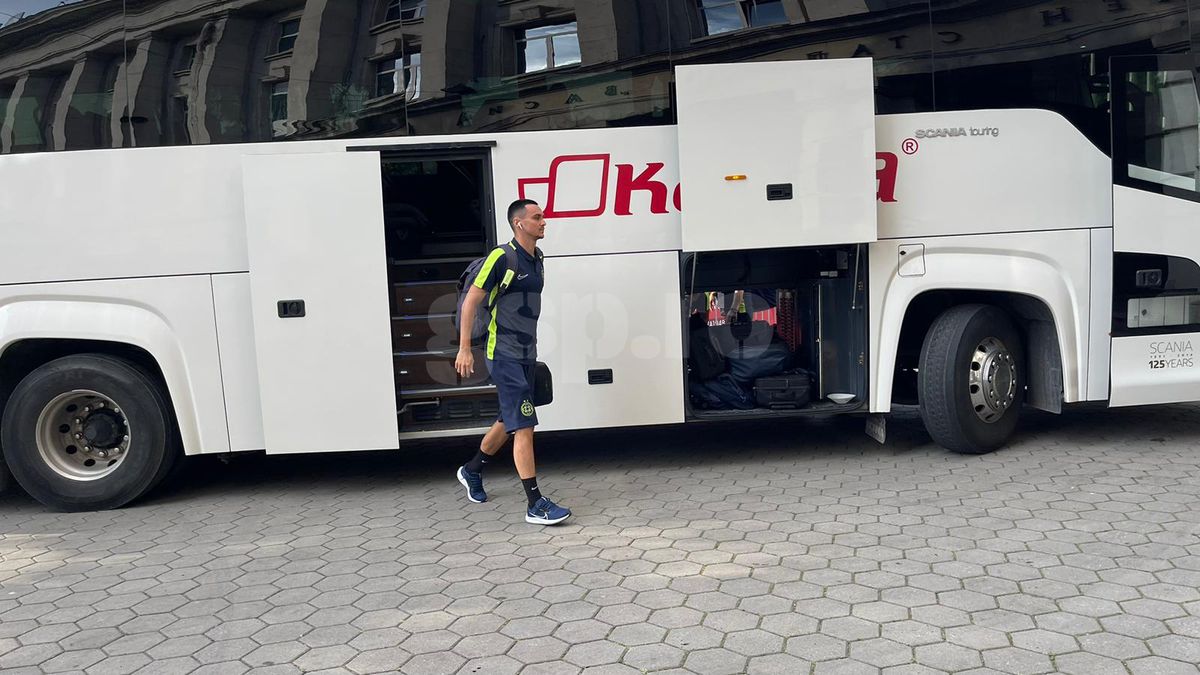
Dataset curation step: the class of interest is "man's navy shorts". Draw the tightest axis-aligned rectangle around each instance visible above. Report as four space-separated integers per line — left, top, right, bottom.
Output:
485 359 538 432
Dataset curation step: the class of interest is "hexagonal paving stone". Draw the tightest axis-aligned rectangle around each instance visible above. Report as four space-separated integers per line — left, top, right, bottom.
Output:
881 620 943 647
684 647 749 675
945 625 1010 651
702 609 759 633
1011 628 1079 655
915 643 982 671
400 651 464 675
747 652 813 674
848 638 912 668
821 617 879 642
665 625 725 651
1100 614 1170 639
786 634 847 662
1055 651 1132 675
812 657 883 674
1149 635 1200 663
724 629 785 657
507 636 568 664
648 606 703 630
1127 656 1200 675
563 640 625 668
982 646 1055 674
623 643 685 671
553 619 610 644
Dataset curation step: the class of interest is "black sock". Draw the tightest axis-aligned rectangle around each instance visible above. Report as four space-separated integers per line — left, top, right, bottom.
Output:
522 477 541 507
464 449 492 474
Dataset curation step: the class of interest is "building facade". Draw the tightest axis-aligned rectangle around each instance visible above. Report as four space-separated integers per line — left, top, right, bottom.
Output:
0 0 1196 155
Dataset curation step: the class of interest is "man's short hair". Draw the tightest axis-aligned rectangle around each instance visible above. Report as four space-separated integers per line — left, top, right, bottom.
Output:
507 199 538 227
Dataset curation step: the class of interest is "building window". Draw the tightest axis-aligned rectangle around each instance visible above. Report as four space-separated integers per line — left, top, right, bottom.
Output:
269 80 289 137
270 81 289 123
697 0 787 36
518 21 581 74
171 95 191 145
276 18 300 54
384 0 425 22
375 52 422 100
41 75 68 150
176 44 196 75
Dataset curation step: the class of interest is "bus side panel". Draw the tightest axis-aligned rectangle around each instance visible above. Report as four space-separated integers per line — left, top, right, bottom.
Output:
0 145 252 285
0 275 230 456
212 273 266 452
875 110 1111 240
535 250 684 432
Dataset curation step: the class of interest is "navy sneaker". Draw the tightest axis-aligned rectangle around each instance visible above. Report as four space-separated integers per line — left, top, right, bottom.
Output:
457 466 487 503
526 496 571 525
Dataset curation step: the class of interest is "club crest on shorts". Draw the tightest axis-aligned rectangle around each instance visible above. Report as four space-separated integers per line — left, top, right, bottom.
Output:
521 400 535 417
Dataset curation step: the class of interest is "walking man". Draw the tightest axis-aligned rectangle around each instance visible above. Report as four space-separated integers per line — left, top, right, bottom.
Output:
454 199 571 525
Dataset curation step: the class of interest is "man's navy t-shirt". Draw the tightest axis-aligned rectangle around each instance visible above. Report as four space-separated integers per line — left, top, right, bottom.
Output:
472 240 544 363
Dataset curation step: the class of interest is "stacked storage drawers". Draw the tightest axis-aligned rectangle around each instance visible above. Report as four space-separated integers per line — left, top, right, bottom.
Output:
391 279 489 388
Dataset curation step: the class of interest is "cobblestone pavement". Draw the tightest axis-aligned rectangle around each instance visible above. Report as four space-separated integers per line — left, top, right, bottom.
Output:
4 404 1200 675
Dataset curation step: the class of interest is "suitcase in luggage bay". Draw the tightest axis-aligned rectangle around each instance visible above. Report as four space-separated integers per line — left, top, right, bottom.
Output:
753 370 812 409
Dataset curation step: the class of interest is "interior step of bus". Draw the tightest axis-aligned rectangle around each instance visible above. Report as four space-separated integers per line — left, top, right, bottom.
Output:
399 394 499 432
684 246 866 419
391 280 458 317
389 256 475 282
394 350 489 388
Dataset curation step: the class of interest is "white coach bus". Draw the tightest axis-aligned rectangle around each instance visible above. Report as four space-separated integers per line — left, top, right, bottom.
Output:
0 53 1197 511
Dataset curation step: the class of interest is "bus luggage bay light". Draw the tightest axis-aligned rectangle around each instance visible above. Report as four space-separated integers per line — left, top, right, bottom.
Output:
1 57 1198 511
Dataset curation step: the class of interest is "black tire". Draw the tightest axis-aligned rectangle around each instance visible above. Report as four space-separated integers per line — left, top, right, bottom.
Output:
918 304 1024 454
1 354 178 511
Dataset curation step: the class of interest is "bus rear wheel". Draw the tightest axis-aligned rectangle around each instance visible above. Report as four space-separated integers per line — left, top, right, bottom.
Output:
918 304 1024 454
1 354 178 511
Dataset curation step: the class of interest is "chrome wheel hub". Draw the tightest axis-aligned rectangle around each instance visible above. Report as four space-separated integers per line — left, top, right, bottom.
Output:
36 390 131 481
968 337 1016 423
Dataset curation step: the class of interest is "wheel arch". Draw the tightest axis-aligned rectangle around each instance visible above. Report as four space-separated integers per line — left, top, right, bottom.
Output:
0 299 205 458
891 290 1065 413
872 240 1086 414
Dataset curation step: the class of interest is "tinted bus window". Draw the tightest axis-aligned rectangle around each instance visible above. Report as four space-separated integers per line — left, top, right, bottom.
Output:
423 0 676 136
667 0 934 115
931 0 1194 153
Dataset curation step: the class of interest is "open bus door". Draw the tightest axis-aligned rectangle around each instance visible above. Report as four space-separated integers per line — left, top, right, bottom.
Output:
242 151 399 453
674 59 877 411
1108 55 1200 406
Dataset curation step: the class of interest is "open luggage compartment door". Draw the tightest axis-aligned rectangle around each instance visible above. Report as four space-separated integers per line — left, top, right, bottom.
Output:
675 59 878 252
242 151 398 453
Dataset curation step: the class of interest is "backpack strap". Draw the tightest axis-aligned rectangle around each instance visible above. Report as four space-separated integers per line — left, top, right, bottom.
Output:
501 241 520 290
483 244 515 313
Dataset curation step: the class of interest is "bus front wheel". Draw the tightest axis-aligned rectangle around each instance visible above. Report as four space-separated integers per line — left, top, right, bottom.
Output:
918 304 1024 454
1 354 179 511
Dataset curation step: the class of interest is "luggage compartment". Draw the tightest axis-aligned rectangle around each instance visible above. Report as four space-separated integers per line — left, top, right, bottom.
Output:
682 246 868 419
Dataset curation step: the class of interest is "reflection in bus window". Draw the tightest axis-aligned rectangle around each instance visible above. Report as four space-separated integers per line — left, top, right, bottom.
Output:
4 0 1200 154
931 0 1192 154
697 0 787 36
518 22 581 74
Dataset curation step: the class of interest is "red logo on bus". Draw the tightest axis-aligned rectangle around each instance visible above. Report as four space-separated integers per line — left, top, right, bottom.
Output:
519 152 900 217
